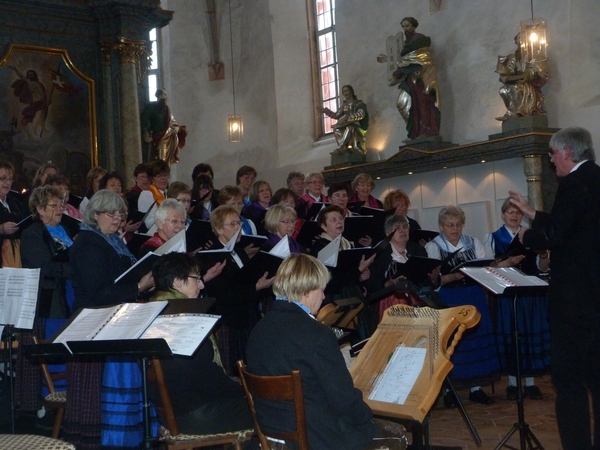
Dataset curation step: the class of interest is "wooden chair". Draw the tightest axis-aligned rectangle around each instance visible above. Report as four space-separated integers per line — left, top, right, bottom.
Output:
236 360 309 450
32 337 67 439
147 357 253 450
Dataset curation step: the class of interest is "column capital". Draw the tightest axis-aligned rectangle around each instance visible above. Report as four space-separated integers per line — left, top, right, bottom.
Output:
114 37 152 83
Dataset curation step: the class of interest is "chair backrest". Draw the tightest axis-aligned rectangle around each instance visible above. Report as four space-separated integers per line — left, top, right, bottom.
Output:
32 337 67 395
146 357 179 436
236 360 309 450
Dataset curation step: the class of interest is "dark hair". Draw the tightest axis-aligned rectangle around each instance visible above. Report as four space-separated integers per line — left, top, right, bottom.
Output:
341 85 357 100
99 171 126 191
327 182 350 199
167 181 191 199
317 205 345 228
86 166 107 191
46 174 70 187
272 188 298 205
0 160 15 173
152 253 200 292
147 159 170 178
32 162 60 188
192 163 214 181
155 88 166 98
401 17 419 28
133 163 148 177
192 174 214 202
235 165 257 185
29 185 63 219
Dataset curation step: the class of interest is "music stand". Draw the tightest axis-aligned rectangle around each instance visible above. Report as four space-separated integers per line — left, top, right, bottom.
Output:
0 324 16 433
25 338 172 450
494 285 547 450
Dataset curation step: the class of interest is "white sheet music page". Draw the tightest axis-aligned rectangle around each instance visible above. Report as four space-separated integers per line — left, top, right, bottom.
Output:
54 305 121 345
0 268 40 330
93 301 168 341
368 346 426 405
141 313 220 356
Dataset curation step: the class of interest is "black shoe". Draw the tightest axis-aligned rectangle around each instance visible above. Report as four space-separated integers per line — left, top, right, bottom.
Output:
469 388 494 404
524 385 543 400
443 390 458 408
506 385 518 401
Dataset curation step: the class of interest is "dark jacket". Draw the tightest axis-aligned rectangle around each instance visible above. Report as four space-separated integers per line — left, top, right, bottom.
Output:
70 229 138 311
523 160 600 320
21 221 72 318
247 301 376 450
0 191 28 266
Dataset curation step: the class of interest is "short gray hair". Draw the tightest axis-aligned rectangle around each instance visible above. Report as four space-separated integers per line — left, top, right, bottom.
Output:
155 198 186 223
84 189 126 228
438 205 465 226
384 214 409 235
549 127 596 162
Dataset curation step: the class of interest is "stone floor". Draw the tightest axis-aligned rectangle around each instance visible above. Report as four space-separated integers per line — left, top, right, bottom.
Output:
425 374 562 449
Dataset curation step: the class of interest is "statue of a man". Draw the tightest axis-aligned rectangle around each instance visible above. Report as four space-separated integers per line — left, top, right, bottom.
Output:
379 17 440 140
495 33 548 121
318 85 369 155
140 88 187 166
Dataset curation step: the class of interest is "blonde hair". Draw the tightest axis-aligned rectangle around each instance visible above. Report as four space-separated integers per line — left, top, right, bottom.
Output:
383 189 411 210
273 254 330 302
351 172 374 192
264 204 296 234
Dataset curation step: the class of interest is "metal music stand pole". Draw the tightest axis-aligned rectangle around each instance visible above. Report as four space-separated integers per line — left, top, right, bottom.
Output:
494 290 545 450
1 324 16 433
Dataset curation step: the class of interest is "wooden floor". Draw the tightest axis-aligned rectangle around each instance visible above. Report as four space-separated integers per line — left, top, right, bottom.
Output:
426 374 562 450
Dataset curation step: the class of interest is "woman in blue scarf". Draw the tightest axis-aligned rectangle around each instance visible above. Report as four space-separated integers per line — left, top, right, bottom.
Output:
66 190 155 449
483 198 550 400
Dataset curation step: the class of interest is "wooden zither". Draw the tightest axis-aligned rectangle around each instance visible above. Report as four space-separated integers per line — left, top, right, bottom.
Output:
350 304 480 423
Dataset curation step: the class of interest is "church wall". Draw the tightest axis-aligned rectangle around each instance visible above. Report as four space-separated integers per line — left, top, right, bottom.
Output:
163 0 599 242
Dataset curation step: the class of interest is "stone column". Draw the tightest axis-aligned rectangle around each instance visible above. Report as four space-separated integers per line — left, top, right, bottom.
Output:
114 37 149 185
522 154 544 213
100 43 116 171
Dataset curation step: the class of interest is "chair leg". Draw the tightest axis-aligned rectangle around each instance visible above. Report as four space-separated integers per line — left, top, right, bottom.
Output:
234 442 243 450
51 407 65 439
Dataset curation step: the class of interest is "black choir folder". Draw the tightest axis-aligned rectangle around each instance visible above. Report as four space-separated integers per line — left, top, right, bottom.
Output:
51 300 220 357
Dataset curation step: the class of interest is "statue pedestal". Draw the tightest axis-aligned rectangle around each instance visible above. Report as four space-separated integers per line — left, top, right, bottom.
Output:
499 115 549 134
328 150 366 167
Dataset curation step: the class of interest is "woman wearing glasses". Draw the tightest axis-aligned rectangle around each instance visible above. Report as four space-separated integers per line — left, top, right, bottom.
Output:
138 199 186 258
65 189 156 448
425 205 499 406
483 198 550 400
262 204 304 254
203 205 275 375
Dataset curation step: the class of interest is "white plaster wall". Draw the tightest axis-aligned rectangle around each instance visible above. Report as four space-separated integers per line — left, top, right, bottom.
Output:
159 0 600 240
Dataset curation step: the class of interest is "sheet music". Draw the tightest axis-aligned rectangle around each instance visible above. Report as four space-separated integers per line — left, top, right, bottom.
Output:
368 346 426 405
317 235 341 267
0 268 40 330
141 313 220 356
155 228 186 254
460 266 547 295
269 235 291 258
54 305 121 344
94 301 167 340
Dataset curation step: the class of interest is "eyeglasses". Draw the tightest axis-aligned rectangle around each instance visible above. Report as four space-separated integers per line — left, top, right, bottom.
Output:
280 219 298 225
394 224 410 231
504 209 523 215
177 198 191 204
102 211 124 220
188 275 203 283
165 218 186 226
0 176 14 183
223 220 242 228
46 203 65 210
548 148 563 159
442 222 463 229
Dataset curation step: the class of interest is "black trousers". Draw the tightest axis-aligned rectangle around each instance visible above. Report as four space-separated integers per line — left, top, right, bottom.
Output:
551 317 600 450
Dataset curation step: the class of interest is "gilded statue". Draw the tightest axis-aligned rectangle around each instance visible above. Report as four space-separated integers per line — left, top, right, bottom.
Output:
496 33 548 121
318 85 369 155
378 17 440 140
141 88 187 166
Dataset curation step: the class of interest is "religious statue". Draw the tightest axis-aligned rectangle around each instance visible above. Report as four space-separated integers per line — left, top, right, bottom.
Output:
318 85 369 155
495 33 548 121
140 88 187 166
377 17 440 140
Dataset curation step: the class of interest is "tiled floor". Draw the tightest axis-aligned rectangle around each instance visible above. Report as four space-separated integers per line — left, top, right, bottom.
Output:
426 374 562 449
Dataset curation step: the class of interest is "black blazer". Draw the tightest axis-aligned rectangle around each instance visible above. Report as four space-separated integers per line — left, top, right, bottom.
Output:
523 160 600 320
70 229 139 311
247 301 376 450
21 221 72 318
